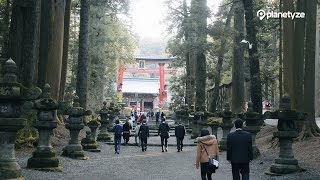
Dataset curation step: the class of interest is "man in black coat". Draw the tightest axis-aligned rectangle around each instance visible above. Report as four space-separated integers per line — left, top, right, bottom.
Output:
174 121 186 152
138 120 149 152
158 119 170 152
227 119 253 180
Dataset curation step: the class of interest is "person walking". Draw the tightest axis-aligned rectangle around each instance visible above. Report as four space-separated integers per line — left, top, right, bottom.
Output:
196 129 219 180
160 112 166 121
175 121 186 152
122 119 132 145
158 119 170 152
155 111 160 127
134 122 141 146
138 120 149 152
112 120 123 154
227 119 253 180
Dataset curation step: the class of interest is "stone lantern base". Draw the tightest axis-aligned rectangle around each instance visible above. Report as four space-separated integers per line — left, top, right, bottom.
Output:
219 124 233 151
27 147 62 172
62 144 89 160
97 133 112 142
266 131 301 175
81 136 101 152
0 118 26 180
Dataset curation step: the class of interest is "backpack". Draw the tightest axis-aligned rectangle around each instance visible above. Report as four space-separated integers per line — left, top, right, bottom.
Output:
114 125 122 137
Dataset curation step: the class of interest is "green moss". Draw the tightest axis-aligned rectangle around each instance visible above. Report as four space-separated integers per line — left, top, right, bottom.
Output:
87 120 100 126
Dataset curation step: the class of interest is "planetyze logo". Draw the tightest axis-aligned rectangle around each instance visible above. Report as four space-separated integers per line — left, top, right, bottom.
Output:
257 9 305 20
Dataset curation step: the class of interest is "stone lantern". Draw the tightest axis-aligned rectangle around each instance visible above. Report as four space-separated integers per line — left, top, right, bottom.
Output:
240 102 263 159
81 117 101 152
0 59 41 179
27 84 62 171
219 103 234 151
62 96 91 159
97 102 112 142
266 95 306 175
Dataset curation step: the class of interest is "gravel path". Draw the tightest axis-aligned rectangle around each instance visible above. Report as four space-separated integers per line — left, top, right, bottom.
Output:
18 140 320 180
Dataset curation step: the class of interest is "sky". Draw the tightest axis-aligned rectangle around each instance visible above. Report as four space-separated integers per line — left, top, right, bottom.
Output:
130 0 224 40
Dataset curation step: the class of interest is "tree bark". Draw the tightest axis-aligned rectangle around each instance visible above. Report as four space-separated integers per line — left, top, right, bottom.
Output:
292 0 306 111
243 0 262 113
232 1 245 114
315 4 320 118
282 0 294 96
45 0 66 100
279 0 283 102
191 0 207 111
301 0 320 138
1 0 11 59
8 0 40 87
59 0 72 101
76 0 90 108
183 0 191 106
38 0 54 87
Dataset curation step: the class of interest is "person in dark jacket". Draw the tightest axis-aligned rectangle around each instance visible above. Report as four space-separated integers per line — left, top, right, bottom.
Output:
160 112 166 121
112 120 123 154
158 119 170 152
227 119 253 180
175 121 186 152
155 112 160 126
138 120 149 152
122 119 132 145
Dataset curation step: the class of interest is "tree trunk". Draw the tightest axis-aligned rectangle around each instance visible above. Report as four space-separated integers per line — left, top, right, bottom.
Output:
243 0 262 113
301 0 320 138
59 0 72 101
282 0 294 96
232 1 245 114
76 0 90 108
315 4 320 118
8 0 40 87
191 0 207 111
279 0 283 102
210 4 233 113
183 0 191 106
46 0 66 100
1 0 11 58
38 0 54 87
292 0 305 111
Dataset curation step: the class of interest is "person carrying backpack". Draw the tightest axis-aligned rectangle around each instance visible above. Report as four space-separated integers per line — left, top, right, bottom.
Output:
112 120 123 154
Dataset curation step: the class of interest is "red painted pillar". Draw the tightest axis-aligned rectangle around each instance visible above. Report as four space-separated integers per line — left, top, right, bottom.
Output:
159 63 165 107
117 64 125 92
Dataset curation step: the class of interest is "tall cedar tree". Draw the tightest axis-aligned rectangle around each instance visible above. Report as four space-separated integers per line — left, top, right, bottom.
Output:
292 0 305 111
60 0 72 101
7 0 40 87
301 0 320 138
46 0 66 100
282 0 294 97
76 0 90 108
190 0 207 111
231 1 245 113
242 0 262 113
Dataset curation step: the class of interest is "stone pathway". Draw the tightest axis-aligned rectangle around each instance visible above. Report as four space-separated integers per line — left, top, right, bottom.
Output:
18 141 320 180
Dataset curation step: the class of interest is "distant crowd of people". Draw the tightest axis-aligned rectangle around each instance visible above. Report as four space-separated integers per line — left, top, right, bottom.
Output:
112 115 253 180
111 111 186 153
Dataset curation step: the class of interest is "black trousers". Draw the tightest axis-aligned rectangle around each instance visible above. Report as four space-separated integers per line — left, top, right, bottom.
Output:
160 136 168 150
123 133 130 144
200 162 213 180
141 138 147 150
176 137 184 150
231 163 249 180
